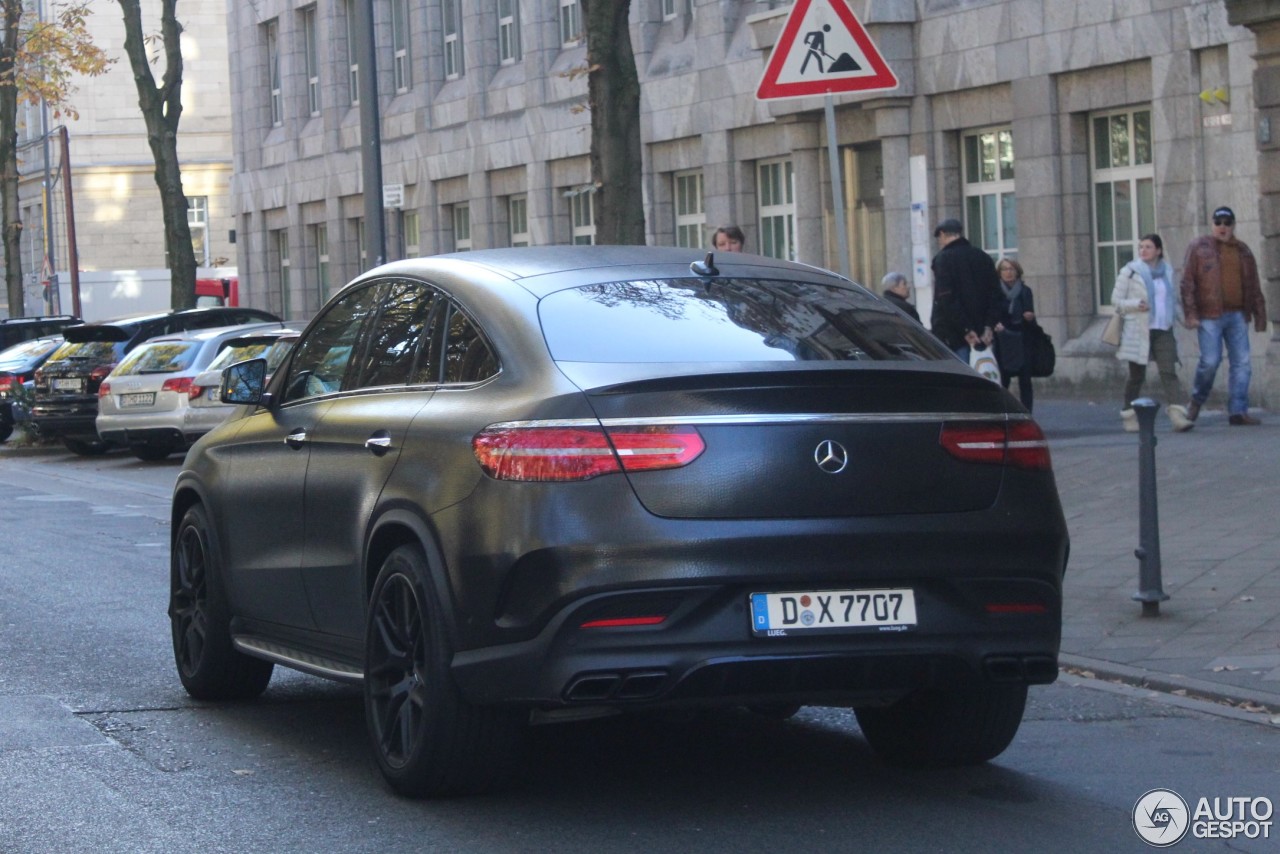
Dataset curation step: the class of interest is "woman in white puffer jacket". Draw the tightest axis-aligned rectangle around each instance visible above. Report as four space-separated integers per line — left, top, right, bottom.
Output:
1112 233 1193 433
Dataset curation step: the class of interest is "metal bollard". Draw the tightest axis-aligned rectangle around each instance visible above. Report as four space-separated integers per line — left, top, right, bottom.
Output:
1130 398 1169 616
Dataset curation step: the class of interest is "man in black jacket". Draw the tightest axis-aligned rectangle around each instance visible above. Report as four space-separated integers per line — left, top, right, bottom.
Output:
930 218 1002 359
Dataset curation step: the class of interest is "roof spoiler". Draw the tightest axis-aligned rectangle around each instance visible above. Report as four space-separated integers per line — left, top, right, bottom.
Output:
62 324 132 344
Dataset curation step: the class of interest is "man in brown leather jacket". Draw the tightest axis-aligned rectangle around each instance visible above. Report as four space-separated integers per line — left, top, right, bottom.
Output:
1180 206 1268 425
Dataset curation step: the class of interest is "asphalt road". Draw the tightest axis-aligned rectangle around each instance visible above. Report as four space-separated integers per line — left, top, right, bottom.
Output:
1 448 1278 853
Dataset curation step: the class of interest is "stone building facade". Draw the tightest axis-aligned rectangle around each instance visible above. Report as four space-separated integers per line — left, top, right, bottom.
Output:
4 0 235 318
226 0 1272 403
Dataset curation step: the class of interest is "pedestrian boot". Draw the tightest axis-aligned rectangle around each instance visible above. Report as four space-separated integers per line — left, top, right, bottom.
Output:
1229 413 1262 426
1168 405 1194 433
1186 399 1201 422
1121 408 1139 433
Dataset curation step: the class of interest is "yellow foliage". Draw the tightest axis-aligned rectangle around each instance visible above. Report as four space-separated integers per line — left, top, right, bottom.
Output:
0 0 113 120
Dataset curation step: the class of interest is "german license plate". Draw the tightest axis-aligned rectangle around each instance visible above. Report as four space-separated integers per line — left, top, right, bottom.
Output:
750 589 917 636
52 378 83 392
121 392 156 407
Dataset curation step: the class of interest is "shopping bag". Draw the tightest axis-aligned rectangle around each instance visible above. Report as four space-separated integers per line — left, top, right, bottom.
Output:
1101 313 1122 346
969 345 1001 384
1028 324 1056 377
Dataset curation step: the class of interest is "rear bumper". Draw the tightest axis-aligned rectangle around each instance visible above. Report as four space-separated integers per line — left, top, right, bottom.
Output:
98 410 200 448
450 578 1062 708
29 405 99 441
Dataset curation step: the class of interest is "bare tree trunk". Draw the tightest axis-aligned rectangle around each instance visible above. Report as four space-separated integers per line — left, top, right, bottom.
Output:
117 0 195 309
1 0 24 315
583 0 645 245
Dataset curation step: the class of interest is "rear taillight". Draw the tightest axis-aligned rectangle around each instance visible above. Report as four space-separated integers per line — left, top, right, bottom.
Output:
472 424 705 482
939 420 1051 470
89 365 115 384
98 381 112 398
0 374 12 392
161 376 199 398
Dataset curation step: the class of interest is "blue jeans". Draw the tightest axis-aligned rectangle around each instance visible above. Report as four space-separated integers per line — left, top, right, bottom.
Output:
1191 312 1252 415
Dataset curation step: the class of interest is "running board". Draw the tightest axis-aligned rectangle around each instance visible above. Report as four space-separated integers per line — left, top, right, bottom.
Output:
233 635 364 684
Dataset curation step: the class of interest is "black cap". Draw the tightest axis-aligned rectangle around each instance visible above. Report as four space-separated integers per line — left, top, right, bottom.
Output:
1212 206 1235 222
933 218 963 237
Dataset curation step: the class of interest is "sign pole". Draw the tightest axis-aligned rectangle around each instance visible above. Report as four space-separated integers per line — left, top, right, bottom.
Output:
824 94 851 280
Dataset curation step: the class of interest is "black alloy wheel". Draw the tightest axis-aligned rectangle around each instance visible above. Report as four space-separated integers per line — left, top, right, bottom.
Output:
364 544 526 797
169 504 273 700
855 680 1028 767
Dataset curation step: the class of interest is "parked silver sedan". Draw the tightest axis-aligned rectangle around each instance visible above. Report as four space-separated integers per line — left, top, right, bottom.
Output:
184 328 301 437
96 322 285 460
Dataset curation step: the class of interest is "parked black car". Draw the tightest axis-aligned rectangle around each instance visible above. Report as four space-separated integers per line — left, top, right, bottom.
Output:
0 315 80 351
31 306 281 454
0 335 64 442
170 247 1069 797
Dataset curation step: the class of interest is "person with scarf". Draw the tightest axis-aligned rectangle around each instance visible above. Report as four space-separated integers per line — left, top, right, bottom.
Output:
1112 233 1193 433
993 258 1036 411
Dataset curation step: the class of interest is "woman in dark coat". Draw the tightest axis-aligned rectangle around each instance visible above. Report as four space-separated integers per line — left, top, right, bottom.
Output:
993 258 1036 411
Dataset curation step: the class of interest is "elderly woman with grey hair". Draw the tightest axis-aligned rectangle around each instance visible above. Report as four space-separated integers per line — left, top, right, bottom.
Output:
880 271 920 322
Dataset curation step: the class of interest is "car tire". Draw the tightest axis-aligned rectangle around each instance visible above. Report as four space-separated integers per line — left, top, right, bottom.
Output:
0 423 11 443
854 680 1027 768
363 543 526 798
63 437 109 456
747 703 803 721
132 443 174 462
170 504 274 700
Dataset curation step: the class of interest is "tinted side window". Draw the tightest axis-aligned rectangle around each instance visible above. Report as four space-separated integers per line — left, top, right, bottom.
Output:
282 284 382 403
441 306 498 384
352 280 437 389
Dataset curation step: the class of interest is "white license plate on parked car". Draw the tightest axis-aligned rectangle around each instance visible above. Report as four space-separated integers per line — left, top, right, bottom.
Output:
52 378 83 392
750 588 917 636
121 392 156 407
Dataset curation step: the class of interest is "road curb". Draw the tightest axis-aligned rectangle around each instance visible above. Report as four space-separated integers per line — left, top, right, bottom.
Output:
1059 653 1280 716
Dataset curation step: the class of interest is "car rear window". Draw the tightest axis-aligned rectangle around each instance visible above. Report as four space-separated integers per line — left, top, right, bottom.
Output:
114 341 201 375
47 340 120 363
207 341 276 373
539 278 951 363
0 337 60 362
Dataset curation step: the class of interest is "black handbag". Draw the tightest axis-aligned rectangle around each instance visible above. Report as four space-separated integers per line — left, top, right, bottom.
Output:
1027 323 1056 378
995 329 1025 374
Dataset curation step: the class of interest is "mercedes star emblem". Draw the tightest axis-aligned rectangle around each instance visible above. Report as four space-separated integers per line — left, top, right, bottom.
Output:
814 439 849 474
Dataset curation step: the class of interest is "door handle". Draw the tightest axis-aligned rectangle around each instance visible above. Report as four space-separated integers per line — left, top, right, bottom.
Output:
285 429 308 449
365 431 393 456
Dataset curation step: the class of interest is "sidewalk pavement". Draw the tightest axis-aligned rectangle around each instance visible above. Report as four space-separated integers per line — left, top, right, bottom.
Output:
1035 396 1280 716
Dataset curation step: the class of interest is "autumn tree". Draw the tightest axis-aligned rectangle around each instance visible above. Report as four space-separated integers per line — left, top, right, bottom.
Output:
582 0 645 245
0 0 108 317
117 0 196 310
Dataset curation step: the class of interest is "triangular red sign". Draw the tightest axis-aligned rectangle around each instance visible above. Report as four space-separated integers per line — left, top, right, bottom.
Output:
756 0 899 100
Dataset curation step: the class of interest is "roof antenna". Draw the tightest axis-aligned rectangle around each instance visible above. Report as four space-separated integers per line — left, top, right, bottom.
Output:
690 252 719 277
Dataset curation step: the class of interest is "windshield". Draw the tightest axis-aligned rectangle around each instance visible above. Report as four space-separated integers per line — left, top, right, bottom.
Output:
47 340 120 364
113 341 200 375
539 278 950 363
208 341 276 372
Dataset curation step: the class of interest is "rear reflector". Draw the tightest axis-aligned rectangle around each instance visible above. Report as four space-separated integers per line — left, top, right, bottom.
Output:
939 420 1051 470
472 424 704 482
985 603 1049 615
579 616 667 629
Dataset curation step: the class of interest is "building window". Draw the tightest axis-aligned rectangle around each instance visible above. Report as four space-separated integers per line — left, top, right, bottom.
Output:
188 196 210 266
560 0 581 47
962 128 1016 261
353 217 367 272
303 7 320 116
661 0 678 20
391 0 411 93
569 189 595 245
265 20 282 127
313 223 330 303
1092 107 1155 306
403 212 420 258
757 159 795 261
498 0 521 64
443 0 463 79
673 171 705 248
452 204 471 252
346 0 360 106
276 230 291 317
508 196 529 247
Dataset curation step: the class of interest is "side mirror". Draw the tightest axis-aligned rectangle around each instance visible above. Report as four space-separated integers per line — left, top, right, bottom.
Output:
220 358 269 406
